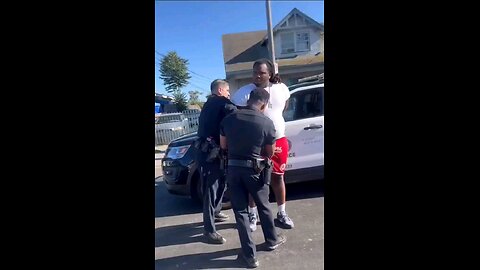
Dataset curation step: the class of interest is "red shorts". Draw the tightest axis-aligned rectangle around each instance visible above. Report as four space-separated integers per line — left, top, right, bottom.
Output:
272 137 289 175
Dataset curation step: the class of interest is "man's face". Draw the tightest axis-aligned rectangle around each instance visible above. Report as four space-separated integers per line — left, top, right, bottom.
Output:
253 64 271 87
219 84 230 98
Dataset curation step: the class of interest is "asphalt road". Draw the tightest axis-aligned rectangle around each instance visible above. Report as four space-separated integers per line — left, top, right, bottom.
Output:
155 175 324 270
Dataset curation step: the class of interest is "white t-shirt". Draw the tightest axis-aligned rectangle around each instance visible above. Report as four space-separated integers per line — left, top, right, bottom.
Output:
231 82 290 139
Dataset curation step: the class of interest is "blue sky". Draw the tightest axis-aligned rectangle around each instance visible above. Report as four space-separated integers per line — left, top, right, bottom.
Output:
155 1 324 101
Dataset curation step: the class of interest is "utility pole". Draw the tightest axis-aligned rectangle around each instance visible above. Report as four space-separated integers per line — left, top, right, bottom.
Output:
266 0 278 74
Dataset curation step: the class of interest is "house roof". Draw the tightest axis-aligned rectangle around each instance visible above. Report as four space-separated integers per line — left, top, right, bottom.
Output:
273 8 324 32
222 8 324 75
222 30 268 65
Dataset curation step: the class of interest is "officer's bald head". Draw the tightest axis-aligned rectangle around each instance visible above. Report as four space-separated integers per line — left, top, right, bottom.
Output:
247 88 270 110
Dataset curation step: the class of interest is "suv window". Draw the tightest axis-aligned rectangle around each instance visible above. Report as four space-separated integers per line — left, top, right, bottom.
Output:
283 86 323 122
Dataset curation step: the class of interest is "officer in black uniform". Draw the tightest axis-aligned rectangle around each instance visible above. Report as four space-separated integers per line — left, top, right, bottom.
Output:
219 88 286 268
196 79 237 244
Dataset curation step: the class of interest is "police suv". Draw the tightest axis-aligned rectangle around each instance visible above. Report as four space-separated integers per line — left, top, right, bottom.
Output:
283 74 324 183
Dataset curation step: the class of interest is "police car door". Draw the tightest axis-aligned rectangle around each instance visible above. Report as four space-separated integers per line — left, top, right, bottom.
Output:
283 84 324 171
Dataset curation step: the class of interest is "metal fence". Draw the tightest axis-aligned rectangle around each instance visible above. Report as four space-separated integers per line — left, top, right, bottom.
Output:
155 110 200 145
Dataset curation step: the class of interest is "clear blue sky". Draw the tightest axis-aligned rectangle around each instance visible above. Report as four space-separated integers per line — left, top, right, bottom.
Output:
155 1 324 101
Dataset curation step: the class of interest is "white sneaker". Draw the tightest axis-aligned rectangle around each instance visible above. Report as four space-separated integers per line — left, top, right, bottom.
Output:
248 212 258 232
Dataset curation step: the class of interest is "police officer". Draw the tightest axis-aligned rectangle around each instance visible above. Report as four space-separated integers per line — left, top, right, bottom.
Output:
196 79 236 244
220 88 286 268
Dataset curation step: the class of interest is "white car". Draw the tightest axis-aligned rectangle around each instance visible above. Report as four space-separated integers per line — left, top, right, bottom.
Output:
283 78 324 183
155 113 188 132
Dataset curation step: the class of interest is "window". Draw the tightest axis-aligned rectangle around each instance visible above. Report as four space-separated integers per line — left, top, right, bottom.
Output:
280 31 310 54
281 32 295 54
283 87 324 122
296 32 310 52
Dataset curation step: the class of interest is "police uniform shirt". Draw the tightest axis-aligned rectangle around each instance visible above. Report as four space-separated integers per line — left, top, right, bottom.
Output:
197 95 237 145
220 107 276 160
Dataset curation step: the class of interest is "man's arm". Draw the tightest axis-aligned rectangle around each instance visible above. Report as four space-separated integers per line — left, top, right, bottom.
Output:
263 143 274 158
263 118 276 158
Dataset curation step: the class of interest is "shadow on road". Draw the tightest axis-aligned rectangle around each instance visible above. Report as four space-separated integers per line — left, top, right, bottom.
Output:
155 178 203 218
269 180 324 203
155 248 246 270
156 177 324 218
155 221 237 248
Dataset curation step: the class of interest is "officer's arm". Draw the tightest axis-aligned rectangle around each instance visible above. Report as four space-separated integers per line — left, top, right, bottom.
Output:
220 135 227 150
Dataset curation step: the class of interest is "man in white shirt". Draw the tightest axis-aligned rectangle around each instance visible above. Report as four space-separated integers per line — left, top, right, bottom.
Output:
231 58 294 230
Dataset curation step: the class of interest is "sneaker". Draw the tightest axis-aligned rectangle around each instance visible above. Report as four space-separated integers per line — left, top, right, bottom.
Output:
266 234 287 251
214 212 229 222
239 254 259 268
248 212 258 232
275 211 294 229
204 232 226 244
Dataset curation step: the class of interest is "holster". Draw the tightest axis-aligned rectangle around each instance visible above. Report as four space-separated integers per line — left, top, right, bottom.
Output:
254 158 273 185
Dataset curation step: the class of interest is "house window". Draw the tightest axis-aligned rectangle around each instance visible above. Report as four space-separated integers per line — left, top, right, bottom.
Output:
296 32 310 52
281 31 311 54
281 32 295 54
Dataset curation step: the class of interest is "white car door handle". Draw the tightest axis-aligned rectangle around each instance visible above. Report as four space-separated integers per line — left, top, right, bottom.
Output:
304 124 323 130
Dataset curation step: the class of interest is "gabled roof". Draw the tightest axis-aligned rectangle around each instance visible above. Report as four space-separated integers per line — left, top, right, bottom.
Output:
273 8 324 32
222 30 268 65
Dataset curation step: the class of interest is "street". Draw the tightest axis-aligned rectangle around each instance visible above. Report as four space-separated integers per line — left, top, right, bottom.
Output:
155 173 324 270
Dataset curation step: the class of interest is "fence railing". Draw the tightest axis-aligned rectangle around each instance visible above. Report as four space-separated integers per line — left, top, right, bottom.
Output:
155 110 200 146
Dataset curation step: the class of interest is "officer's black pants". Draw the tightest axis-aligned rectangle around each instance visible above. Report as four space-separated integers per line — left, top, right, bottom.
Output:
201 161 226 234
227 166 278 259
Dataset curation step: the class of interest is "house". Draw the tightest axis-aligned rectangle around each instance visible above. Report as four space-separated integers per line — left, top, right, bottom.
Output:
222 8 324 94
155 93 174 113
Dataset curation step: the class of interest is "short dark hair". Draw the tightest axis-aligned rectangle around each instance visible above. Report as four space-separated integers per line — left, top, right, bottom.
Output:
247 88 270 105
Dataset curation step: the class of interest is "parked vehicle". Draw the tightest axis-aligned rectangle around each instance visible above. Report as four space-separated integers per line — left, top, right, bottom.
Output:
155 113 188 132
155 113 190 145
161 74 324 206
160 131 231 209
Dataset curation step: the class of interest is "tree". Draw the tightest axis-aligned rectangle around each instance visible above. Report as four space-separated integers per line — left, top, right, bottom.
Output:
159 51 191 94
173 91 188 112
188 90 201 104
159 51 191 111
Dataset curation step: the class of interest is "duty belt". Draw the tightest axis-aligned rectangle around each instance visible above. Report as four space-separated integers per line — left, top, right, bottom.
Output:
228 159 254 168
